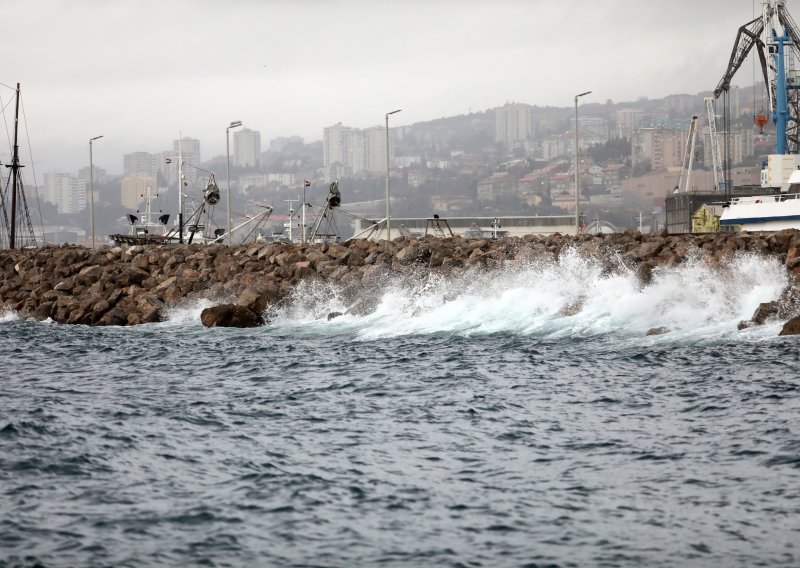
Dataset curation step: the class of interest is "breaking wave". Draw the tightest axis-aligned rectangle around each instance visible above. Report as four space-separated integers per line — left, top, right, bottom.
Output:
257 249 789 342
6 249 786 342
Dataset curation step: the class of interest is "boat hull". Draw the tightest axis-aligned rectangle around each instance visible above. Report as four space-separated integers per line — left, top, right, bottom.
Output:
719 193 800 231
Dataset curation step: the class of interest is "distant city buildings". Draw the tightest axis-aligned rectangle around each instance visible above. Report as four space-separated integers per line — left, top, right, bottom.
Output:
632 126 687 169
34 82 774 244
615 108 643 139
43 172 87 214
477 172 516 202
539 135 570 160
173 137 201 183
322 122 396 182
123 152 159 179
233 128 261 168
494 102 534 146
120 175 156 210
701 128 755 168
269 136 304 153
663 94 703 116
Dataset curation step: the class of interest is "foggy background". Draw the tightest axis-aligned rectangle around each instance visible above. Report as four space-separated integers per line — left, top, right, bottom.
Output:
2 0 768 174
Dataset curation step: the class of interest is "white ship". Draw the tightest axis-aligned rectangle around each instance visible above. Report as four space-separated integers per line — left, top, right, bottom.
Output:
720 167 800 231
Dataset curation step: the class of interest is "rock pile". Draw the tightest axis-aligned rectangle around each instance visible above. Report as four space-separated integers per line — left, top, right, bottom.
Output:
1 229 799 334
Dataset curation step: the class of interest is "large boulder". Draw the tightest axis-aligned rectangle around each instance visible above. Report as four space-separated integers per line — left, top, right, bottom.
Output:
236 282 282 314
752 301 780 325
201 304 265 328
779 316 800 336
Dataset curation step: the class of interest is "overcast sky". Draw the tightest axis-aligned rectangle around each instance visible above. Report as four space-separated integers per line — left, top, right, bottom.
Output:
1 0 775 176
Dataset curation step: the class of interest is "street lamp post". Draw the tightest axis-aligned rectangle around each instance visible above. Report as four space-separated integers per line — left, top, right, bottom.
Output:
89 135 103 248
226 120 243 245
385 109 401 240
574 91 591 235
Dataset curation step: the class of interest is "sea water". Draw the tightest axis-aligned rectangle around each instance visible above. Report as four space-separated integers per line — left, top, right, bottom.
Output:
1 251 798 567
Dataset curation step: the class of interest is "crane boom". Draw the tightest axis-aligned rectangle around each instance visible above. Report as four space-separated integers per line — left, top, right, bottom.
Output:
713 16 767 99
705 97 724 192
715 1 800 160
674 115 699 194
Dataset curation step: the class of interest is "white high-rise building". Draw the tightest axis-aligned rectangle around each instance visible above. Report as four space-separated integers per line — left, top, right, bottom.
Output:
348 129 367 174
365 126 390 173
322 123 397 181
495 103 534 146
233 128 261 168
172 137 201 183
323 123 352 181
44 172 87 214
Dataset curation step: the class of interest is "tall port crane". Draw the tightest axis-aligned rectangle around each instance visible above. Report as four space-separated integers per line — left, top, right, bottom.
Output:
675 115 699 193
705 97 724 191
714 0 800 189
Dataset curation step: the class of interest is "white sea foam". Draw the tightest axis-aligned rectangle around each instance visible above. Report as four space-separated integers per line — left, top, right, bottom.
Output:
161 298 217 327
267 249 789 341
0 309 20 323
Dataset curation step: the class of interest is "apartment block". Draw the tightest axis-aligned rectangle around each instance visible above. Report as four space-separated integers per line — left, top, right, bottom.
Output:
322 122 396 182
633 126 687 169
123 152 159 178
121 176 157 210
44 172 87 215
234 128 261 168
170 137 201 183
701 128 755 168
494 103 534 146
615 108 643 139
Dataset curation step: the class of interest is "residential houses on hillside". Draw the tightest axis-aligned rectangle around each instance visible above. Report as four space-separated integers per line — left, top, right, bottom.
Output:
37 84 772 240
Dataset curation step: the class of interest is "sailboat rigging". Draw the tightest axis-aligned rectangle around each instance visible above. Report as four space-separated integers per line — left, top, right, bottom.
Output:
0 82 37 249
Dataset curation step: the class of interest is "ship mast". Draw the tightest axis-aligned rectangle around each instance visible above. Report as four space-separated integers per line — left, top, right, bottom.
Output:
7 83 23 249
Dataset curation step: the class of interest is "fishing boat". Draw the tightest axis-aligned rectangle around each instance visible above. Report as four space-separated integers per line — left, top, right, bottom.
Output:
111 184 174 245
110 174 273 246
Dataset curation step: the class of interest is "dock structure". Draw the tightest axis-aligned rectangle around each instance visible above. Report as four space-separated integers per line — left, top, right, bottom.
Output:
352 215 577 240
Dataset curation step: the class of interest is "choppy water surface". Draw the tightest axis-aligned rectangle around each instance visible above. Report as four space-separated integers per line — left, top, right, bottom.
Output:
1 252 799 567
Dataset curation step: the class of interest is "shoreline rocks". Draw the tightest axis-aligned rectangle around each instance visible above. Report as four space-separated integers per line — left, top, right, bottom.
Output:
2 229 800 334
200 304 264 328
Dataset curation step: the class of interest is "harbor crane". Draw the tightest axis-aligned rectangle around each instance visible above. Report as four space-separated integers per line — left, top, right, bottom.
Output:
675 115 699 193
715 0 800 162
717 0 800 231
705 98 724 191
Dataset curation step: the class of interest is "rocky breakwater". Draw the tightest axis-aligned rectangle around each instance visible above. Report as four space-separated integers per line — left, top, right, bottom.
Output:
1 229 800 334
